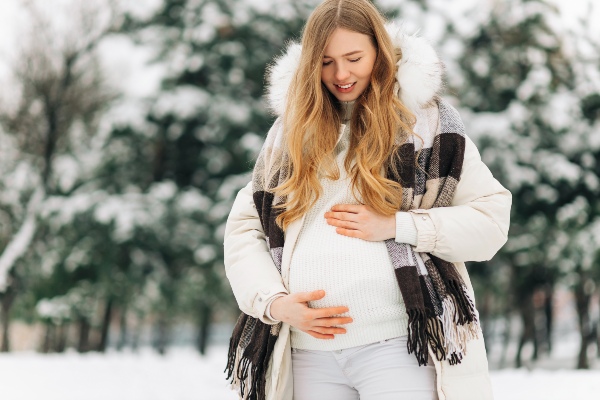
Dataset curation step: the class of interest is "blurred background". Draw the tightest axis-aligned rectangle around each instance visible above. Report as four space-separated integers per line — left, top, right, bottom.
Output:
0 0 598 399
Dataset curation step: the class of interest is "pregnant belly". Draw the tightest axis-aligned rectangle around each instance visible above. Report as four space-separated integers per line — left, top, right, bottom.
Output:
288 248 402 313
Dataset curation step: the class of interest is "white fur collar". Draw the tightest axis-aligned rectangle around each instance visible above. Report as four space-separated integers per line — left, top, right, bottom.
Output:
265 22 444 115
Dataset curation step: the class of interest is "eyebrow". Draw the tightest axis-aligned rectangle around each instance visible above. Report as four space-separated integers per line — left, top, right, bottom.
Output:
323 50 364 58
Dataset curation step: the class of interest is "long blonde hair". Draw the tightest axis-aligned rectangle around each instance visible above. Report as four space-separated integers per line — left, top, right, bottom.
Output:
274 0 417 230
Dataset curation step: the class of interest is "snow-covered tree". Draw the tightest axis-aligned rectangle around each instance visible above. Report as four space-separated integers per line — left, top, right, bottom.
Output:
435 0 600 368
0 0 121 351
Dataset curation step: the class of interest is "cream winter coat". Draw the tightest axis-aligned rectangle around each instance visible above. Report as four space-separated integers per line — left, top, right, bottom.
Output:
224 23 511 400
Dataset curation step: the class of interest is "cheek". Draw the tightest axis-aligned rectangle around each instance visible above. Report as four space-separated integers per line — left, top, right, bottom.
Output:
321 70 335 94
321 68 330 84
361 61 376 79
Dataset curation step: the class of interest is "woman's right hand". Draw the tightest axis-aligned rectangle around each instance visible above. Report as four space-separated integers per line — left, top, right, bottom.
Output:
270 290 352 339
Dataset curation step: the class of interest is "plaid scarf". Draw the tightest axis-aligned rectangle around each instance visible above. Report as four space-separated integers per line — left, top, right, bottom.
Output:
225 99 480 400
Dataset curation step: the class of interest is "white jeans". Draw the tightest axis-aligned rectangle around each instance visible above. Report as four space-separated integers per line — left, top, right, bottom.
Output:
291 336 438 400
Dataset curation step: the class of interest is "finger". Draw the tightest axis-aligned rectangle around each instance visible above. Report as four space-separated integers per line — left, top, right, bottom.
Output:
324 211 355 221
309 326 347 335
330 204 362 213
326 218 358 229
313 317 354 327
312 306 350 318
306 330 334 340
335 227 363 239
293 290 326 303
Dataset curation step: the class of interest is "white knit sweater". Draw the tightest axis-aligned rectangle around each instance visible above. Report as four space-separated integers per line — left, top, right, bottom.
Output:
281 102 418 350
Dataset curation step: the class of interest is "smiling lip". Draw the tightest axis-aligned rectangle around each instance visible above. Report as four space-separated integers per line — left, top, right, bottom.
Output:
334 82 356 93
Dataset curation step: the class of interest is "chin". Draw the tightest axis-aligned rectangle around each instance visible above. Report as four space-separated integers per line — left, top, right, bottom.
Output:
342 95 361 102
332 91 360 102
331 86 365 102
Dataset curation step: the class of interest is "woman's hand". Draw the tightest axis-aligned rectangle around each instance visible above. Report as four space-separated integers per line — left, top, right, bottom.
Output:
270 290 353 339
324 204 395 241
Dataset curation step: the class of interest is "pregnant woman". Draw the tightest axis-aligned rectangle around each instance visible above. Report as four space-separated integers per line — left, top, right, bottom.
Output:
224 0 511 399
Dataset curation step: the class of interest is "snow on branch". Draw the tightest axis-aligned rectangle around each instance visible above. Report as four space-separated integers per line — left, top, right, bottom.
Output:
0 187 44 291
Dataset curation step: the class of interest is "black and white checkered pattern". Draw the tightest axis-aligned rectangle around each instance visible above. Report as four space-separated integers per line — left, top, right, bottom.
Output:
226 99 481 400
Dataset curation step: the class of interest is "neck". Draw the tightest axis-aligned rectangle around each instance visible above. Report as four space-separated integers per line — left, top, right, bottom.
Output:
339 100 355 123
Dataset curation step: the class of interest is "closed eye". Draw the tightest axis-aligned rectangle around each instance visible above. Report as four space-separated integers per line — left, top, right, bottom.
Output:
323 58 361 66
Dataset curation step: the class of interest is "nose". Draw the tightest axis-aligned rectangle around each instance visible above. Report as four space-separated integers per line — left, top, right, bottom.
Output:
334 64 350 82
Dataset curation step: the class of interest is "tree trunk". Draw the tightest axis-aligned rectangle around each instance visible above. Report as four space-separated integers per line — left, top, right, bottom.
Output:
0 289 16 352
54 323 68 353
98 298 113 352
515 294 536 368
77 316 91 353
154 315 170 355
498 310 513 369
117 305 128 351
543 283 554 354
597 293 600 358
42 323 55 353
0 315 9 352
479 289 493 355
131 315 142 352
196 303 211 355
575 275 592 369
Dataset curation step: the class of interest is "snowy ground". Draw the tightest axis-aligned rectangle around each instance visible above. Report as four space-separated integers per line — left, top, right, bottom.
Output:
1 346 599 400
0 347 237 400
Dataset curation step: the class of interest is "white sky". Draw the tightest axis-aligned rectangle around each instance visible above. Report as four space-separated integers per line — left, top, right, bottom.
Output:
0 0 597 99
0 0 164 100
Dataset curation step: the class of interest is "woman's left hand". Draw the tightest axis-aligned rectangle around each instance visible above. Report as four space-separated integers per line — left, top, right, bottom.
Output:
324 204 395 242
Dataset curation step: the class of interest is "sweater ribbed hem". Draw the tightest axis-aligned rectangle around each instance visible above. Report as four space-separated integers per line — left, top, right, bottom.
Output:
395 211 418 246
290 314 409 351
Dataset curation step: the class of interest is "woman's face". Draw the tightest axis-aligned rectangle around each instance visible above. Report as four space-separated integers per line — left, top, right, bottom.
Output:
321 28 377 102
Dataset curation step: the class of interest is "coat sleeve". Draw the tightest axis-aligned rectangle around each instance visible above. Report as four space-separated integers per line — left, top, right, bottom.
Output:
408 134 512 262
223 181 288 325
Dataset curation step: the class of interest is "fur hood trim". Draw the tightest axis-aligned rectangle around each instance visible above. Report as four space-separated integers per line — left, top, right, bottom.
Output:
265 22 444 115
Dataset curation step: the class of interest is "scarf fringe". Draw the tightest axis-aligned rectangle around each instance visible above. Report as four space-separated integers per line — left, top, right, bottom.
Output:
406 308 429 366
439 297 479 359
407 280 480 366
426 314 447 362
225 315 278 400
446 279 478 325
438 279 480 362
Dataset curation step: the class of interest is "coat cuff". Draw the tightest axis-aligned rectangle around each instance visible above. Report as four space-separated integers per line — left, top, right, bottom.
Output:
254 286 288 325
264 293 288 323
408 209 437 253
395 212 418 246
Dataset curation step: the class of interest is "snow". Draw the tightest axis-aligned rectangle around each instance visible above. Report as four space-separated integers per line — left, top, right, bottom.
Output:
0 348 236 400
97 35 165 99
535 151 582 185
0 0 598 396
118 0 163 21
152 86 211 120
0 346 599 400
36 298 71 320
93 193 166 242
557 196 589 226
492 369 600 400
0 187 44 290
